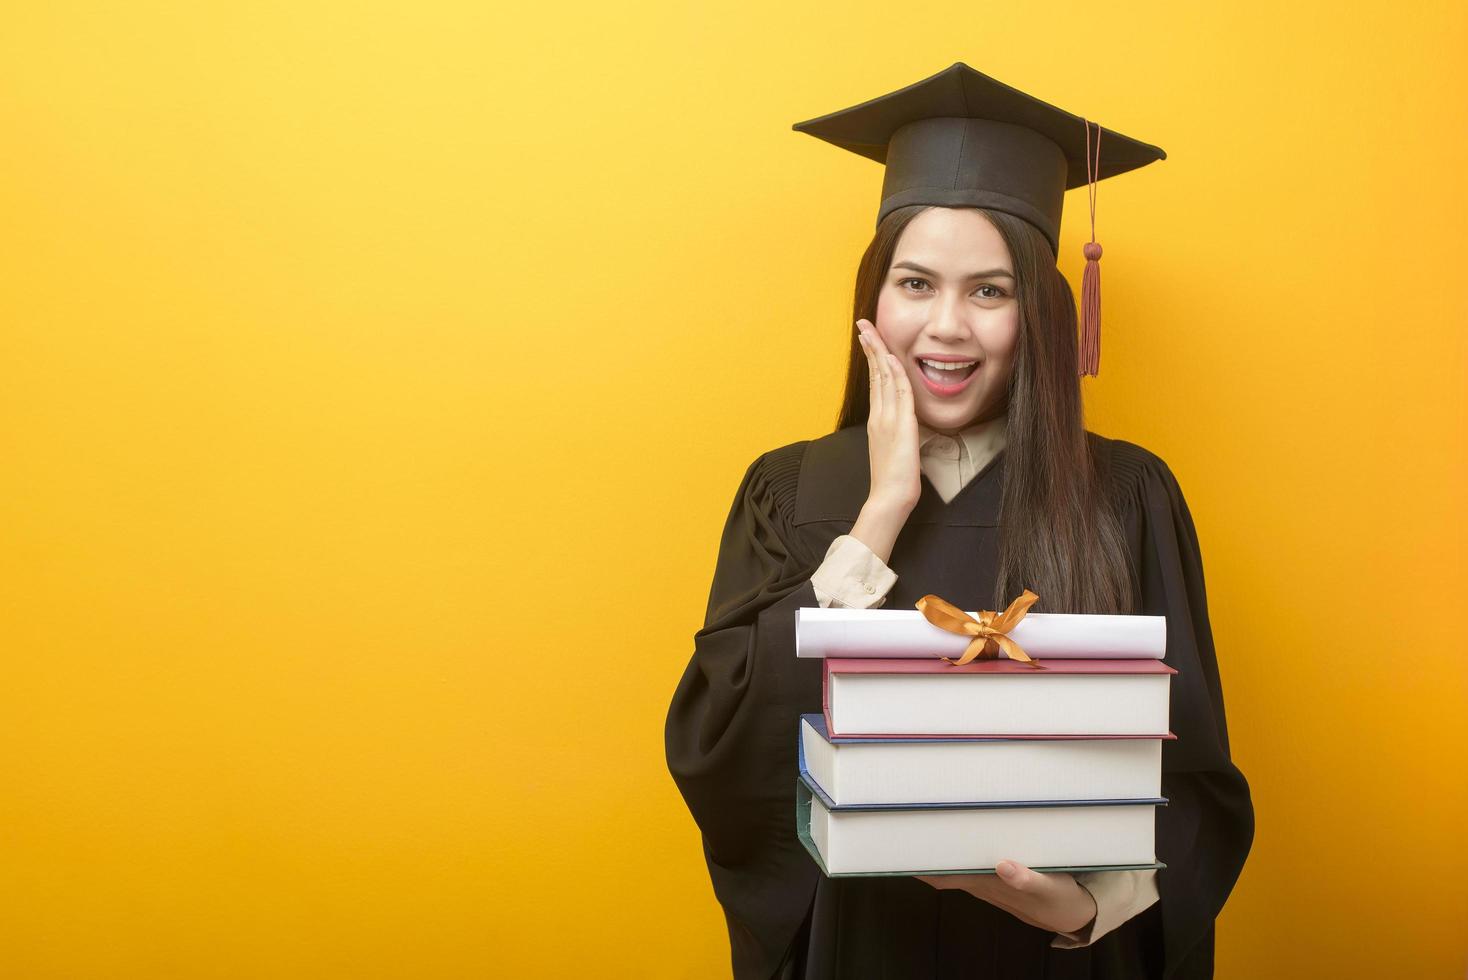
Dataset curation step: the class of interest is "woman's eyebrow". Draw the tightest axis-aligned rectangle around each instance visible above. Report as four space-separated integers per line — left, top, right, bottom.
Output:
892 261 1015 280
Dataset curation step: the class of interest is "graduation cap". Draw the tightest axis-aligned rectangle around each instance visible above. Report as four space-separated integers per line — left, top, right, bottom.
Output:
791 62 1166 377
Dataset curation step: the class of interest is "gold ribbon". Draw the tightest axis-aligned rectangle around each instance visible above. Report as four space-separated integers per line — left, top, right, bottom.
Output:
915 590 1046 669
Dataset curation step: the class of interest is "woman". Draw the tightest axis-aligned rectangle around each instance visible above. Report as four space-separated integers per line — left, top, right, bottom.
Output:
665 64 1254 979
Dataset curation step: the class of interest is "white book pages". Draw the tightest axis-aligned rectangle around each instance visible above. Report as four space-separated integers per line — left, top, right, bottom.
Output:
829 672 1171 736
801 717 1163 805
808 794 1159 874
796 607 1165 659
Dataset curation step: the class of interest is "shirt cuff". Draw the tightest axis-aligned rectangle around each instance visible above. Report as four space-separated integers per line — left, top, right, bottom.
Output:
809 534 898 609
1049 869 1159 949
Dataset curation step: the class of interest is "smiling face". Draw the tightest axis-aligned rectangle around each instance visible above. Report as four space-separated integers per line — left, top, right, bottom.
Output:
874 207 1020 434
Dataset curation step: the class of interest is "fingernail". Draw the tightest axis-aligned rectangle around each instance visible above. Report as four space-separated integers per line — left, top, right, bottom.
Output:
997 861 1016 877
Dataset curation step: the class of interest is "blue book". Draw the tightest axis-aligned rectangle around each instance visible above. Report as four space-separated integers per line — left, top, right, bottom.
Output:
798 713 1172 808
796 715 1169 877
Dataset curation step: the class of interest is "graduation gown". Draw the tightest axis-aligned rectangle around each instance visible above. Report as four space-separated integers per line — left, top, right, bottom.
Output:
665 425 1255 979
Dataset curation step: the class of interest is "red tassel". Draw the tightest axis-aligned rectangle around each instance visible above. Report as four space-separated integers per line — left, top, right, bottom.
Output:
1078 118 1102 378
1080 241 1101 377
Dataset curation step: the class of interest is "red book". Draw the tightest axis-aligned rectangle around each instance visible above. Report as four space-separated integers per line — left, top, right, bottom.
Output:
822 657 1177 738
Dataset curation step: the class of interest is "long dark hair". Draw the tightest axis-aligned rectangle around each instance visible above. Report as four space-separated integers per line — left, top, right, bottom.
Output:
834 205 1135 615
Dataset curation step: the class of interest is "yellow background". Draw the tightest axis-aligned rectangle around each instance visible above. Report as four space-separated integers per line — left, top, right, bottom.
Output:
3 2 1465 977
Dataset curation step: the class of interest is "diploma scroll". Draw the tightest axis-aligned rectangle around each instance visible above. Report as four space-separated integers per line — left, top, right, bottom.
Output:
795 608 1165 660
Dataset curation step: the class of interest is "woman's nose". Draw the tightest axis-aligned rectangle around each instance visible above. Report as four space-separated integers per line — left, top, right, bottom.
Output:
927 294 971 340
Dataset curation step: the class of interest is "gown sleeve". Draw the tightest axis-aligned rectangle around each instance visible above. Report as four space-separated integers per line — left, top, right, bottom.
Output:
664 444 825 980
1114 444 1256 979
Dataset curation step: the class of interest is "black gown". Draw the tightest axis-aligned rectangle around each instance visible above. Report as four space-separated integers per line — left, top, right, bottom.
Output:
665 425 1254 980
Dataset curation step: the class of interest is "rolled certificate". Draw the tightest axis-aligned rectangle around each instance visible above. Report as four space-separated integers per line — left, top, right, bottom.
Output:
795 607 1166 659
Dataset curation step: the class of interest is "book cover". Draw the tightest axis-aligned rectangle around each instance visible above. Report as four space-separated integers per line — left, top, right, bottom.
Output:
792 774 1168 874
798 713 1173 806
823 657 1177 738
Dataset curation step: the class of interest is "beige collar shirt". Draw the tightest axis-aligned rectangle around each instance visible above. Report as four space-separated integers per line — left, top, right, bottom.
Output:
806 412 1158 949
913 413 1008 505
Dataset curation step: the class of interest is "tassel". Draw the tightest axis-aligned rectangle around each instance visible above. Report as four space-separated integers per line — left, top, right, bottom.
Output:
1078 118 1102 378
1080 241 1101 376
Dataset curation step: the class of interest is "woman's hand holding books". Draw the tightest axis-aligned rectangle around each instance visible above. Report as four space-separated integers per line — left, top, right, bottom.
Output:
916 861 1099 936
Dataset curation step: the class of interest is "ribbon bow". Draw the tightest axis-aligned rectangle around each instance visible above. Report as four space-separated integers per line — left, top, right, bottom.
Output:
914 590 1045 669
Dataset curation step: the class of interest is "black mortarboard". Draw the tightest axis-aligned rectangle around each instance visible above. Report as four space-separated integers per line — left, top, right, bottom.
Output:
791 62 1167 376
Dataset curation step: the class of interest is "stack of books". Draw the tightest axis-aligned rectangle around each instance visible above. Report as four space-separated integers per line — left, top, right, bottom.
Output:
793 600 1176 877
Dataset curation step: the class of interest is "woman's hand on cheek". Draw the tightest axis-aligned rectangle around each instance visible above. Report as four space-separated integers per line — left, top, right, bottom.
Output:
855 318 921 510
915 860 1098 936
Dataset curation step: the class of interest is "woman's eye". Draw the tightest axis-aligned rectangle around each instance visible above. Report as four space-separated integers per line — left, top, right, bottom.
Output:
898 278 1006 299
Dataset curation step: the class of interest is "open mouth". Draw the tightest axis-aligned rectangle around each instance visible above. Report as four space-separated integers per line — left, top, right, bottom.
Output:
917 360 980 384
915 357 982 397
